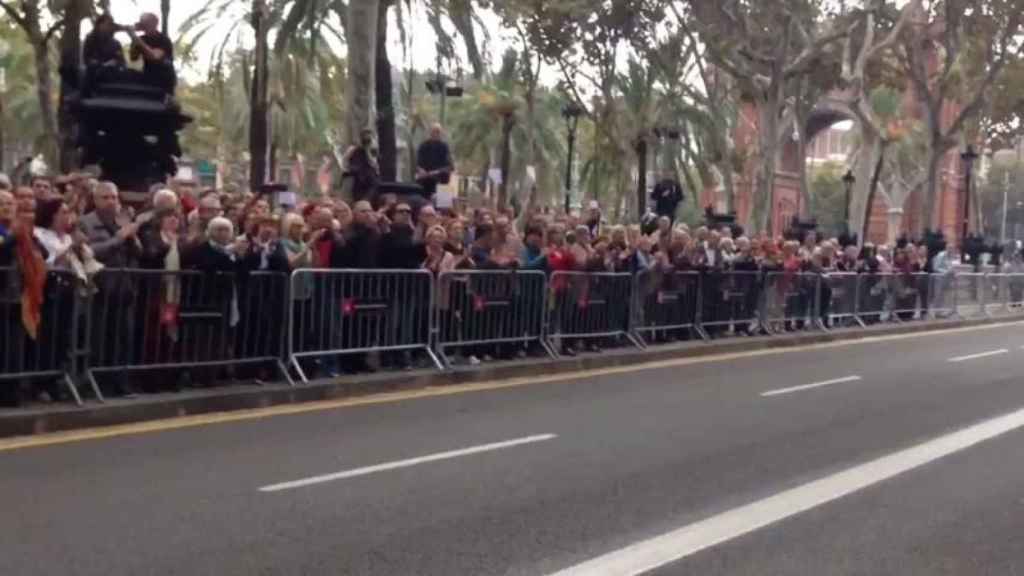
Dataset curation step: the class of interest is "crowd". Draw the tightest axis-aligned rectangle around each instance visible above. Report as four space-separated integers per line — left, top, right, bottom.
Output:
4 158 1022 407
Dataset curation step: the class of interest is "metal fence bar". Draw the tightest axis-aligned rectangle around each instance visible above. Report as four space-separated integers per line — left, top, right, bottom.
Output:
85 269 290 395
547 271 640 353
696 270 764 338
819 272 863 329
434 269 549 367
288 268 441 381
886 272 931 322
632 269 703 344
761 272 820 333
952 273 986 319
0 268 85 405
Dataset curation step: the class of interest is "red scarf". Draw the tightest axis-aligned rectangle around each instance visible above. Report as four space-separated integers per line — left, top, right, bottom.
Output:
15 226 46 340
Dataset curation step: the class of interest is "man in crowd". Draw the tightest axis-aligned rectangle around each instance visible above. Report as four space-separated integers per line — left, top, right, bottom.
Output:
80 181 141 397
343 128 380 203
651 174 684 223
31 175 55 201
416 124 454 201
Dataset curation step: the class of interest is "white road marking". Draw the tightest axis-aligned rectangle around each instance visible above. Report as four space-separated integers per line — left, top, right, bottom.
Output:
547 406 1024 576
259 434 557 492
760 375 862 398
948 349 1008 363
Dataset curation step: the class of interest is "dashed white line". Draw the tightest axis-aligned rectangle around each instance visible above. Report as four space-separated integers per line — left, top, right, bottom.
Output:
259 433 557 492
547 406 1024 576
948 349 1008 363
760 375 862 398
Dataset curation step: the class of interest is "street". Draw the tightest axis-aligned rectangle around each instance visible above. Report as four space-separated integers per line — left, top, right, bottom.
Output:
3 321 1024 575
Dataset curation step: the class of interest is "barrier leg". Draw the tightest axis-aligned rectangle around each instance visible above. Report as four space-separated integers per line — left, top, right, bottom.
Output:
85 369 106 403
63 374 83 407
424 346 445 371
291 355 309 384
276 359 296 387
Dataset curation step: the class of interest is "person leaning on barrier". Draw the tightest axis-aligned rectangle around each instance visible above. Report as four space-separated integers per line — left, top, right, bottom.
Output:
81 184 149 398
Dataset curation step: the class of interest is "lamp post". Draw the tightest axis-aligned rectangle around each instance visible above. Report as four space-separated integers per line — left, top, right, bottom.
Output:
961 145 979 247
562 101 584 214
842 169 855 234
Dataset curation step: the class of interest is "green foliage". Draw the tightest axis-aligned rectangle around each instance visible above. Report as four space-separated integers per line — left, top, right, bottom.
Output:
808 162 852 237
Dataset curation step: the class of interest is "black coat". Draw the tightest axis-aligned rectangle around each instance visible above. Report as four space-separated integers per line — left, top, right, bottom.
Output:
379 227 425 270
334 224 380 269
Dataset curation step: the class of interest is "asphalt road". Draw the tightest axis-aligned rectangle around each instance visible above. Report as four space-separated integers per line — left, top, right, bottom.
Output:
3 322 1024 575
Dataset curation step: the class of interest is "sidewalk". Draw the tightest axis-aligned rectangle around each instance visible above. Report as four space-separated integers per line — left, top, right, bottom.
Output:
1 315 1020 439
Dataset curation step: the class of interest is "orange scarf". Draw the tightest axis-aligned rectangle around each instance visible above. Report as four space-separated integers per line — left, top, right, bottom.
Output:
15 226 46 340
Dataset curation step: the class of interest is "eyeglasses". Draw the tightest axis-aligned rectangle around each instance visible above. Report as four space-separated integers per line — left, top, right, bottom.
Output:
396 208 411 214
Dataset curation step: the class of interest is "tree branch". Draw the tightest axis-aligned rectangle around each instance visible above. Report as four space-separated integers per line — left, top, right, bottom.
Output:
0 1 27 29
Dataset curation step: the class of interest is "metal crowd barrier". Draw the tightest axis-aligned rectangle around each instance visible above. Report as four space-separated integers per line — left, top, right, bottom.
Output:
86 269 292 399
434 269 551 366
819 272 862 329
762 272 820 333
10 266 1024 406
547 271 640 353
928 273 957 318
887 272 931 322
699 270 762 338
1006 273 1024 310
288 269 441 382
1 268 87 405
983 273 1007 316
953 273 987 319
633 269 702 344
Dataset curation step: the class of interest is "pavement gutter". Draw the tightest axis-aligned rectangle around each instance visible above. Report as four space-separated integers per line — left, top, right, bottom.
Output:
0 316 1018 439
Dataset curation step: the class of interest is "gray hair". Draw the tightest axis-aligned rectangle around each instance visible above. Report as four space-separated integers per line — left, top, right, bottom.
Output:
94 180 118 199
153 188 179 210
207 216 234 237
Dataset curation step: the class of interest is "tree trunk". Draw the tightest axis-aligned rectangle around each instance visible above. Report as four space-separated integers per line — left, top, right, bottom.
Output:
58 0 85 172
755 99 779 233
375 0 397 182
33 37 59 167
861 140 887 242
921 141 944 233
161 0 170 36
635 137 648 222
498 113 514 210
346 0 379 148
796 133 812 217
249 0 271 190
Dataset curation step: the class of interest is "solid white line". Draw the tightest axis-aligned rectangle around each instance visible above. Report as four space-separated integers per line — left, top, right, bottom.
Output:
948 349 1009 363
547 406 1024 576
760 375 862 398
259 434 557 492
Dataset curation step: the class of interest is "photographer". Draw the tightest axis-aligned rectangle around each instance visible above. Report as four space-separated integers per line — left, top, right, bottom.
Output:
123 13 176 94
343 128 380 203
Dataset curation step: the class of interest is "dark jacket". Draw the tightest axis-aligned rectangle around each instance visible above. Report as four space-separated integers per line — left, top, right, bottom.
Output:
334 224 380 269
240 241 289 274
379 226 425 269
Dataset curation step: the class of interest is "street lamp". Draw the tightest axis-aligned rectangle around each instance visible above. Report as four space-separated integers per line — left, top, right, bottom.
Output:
562 101 584 214
961 145 979 247
842 169 855 233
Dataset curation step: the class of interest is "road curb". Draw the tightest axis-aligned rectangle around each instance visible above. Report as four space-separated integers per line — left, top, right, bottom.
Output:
0 316 1018 439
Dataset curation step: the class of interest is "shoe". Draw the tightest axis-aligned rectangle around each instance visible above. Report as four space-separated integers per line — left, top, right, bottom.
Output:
468 355 481 365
